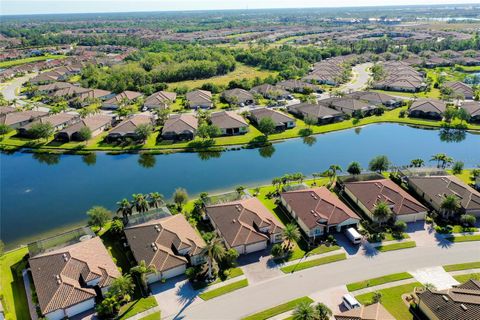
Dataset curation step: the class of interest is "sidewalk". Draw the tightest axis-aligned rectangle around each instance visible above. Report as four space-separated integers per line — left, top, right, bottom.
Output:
278 247 346 268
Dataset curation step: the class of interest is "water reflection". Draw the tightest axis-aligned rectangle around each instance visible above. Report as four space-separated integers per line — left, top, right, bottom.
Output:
138 153 156 168
302 135 317 146
32 152 61 165
259 145 276 158
439 128 467 143
82 152 97 166
198 150 222 160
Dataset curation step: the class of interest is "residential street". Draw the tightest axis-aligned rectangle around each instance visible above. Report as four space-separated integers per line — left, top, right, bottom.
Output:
0 72 37 102
340 62 373 93
162 241 479 319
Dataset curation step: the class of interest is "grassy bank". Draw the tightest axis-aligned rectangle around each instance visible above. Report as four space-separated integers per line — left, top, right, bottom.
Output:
0 55 66 68
446 235 480 242
376 241 416 252
117 296 158 319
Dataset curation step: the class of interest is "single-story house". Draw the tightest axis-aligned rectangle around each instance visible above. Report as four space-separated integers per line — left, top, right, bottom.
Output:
343 178 428 223
161 114 198 141
409 99 446 120
346 91 402 108
37 82 76 95
276 80 321 93
105 114 153 142
210 111 249 136
287 103 344 124
461 102 480 123
250 84 290 100
102 91 143 110
55 114 113 142
29 237 120 320
186 90 212 109
29 71 61 84
319 97 378 116
17 113 78 137
144 91 177 110
443 81 474 100
0 110 49 129
222 88 255 105
334 303 395 320
124 214 206 283
205 197 284 254
416 279 480 320
50 86 91 99
406 175 480 218
75 89 114 103
280 187 360 240
249 107 296 131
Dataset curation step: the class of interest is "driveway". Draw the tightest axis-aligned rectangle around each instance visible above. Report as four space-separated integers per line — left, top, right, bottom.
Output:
340 63 373 93
410 266 459 290
237 248 283 283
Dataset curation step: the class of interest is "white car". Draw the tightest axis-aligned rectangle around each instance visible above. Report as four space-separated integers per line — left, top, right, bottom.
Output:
342 294 361 310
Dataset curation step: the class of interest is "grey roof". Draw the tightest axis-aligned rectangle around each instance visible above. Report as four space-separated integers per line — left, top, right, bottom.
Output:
288 103 343 119
250 107 295 125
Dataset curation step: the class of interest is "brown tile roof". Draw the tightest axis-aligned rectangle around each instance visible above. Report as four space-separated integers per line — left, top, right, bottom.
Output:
104 90 142 104
125 214 206 273
0 110 48 126
109 114 153 135
76 88 112 101
344 179 428 217
21 113 78 130
58 114 113 136
461 102 480 117
410 99 446 114
0 106 16 116
288 103 343 119
145 91 177 107
251 84 289 97
319 97 375 114
444 82 474 97
186 90 212 106
346 91 399 105
334 303 395 320
29 237 120 315
250 108 295 126
206 197 284 248
280 187 360 230
162 114 198 135
210 111 248 129
222 88 254 103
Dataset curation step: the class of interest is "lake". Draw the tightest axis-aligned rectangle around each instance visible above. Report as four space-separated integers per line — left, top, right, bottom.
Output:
1 123 479 247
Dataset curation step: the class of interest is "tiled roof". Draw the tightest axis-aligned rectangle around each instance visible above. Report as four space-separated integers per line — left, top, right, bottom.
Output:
210 111 248 129
410 99 446 114
162 114 198 135
250 107 295 125
334 302 395 320
0 110 49 126
109 114 152 135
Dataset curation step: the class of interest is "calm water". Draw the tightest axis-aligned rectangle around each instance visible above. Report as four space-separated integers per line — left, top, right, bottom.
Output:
1 123 479 246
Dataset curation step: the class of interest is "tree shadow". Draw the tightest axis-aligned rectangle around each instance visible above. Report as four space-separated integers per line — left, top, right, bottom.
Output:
434 233 453 249
10 256 30 320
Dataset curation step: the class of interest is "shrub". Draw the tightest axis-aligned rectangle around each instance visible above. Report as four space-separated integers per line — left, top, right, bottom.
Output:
452 161 464 174
394 220 407 233
271 243 285 258
399 110 406 118
460 214 476 227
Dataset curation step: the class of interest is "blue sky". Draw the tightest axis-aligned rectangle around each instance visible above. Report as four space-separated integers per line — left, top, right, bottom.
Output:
2 0 479 15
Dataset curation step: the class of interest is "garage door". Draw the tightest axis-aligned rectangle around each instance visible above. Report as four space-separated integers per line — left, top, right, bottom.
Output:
162 265 187 279
245 241 266 254
398 212 426 223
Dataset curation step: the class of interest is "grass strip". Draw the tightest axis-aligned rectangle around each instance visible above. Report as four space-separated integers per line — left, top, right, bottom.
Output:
199 279 249 300
139 312 161 320
346 272 413 292
242 296 314 320
453 273 480 283
117 296 158 319
280 253 346 273
376 241 416 252
446 235 480 243
443 261 480 272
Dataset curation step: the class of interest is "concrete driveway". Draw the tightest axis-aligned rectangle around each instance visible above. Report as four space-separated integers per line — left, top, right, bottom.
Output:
310 285 349 314
410 266 459 290
237 248 283 283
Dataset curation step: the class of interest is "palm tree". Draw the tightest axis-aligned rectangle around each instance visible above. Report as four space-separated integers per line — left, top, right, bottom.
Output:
132 194 149 213
312 172 322 185
372 201 392 226
442 156 454 169
148 192 164 209
116 198 132 218
282 223 301 250
430 153 446 168
410 158 424 168
441 194 460 217
347 162 361 175
203 236 226 279
131 260 156 294
292 301 315 320
314 303 332 320
323 164 342 187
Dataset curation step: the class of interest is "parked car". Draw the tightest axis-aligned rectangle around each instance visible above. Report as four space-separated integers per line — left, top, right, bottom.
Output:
345 227 362 245
342 294 361 310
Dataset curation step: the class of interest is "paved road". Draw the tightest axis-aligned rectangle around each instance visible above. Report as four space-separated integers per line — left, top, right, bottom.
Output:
164 241 480 319
340 62 373 93
0 72 37 103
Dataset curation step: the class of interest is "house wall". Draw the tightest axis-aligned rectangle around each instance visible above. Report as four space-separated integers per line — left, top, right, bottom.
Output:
286 121 296 128
45 309 65 320
418 299 440 320
245 241 267 254
271 232 283 243
65 299 95 318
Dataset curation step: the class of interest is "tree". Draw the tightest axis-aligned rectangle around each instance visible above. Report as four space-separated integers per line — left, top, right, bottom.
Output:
96 296 121 318
372 201 392 225
441 194 460 217
452 161 464 174
87 206 112 230
132 193 149 213
197 123 221 140
292 301 315 320
456 107 471 124
323 164 342 187
410 158 424 168
134 123 153 142
303 116 317 129
371 291 383 304
0 124 12 136
368 155 390 173
28 122 54 140
283 223 300 250
173 188 188 210
235 186 245 196
430 153 450 168
460 214 476 227
394 220 407 233
154 108 170 126
148 192 164 208
443 107 457 123
347 162 361 175
117 198 132 219
203 236 226 279
131 260 157 294
270 243 284 258
258 117 276 137
110 218 124 234
108 274 135 303
314 303 332 320
77 126 92 142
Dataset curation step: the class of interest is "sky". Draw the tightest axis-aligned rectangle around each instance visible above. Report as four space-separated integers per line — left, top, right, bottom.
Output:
1 0 479 16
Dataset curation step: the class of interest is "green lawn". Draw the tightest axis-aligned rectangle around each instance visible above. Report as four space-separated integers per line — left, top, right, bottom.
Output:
198 279 249 300
355 282 421 320
444 261 480 272
446 235 480 243
280 253 347 273
117 296 158 320
376 241 416 252
383 233 410 241
0 247 30 320
192 267 244 290
346 272 414 292
453 273 480 283
447 169 475 186
139 312 161 320
242 296 314 320
0 55 66 68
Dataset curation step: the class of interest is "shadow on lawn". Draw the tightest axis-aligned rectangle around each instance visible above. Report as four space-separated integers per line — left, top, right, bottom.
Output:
9 256 30 320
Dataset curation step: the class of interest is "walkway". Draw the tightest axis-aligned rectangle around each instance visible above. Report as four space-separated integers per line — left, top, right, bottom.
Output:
410 266 460 290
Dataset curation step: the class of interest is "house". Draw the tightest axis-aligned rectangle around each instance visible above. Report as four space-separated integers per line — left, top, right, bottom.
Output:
29 71 61 84
280 187 360 240
210 111 249 136
0 110 48 129
55 114 113 142
186 90 212 109
416 279 480 320
346 91 402 108
102 91 143 110
75 89 114 103
106 114 153 142
319 97 378 116
276 80 321 93
124 214 206 282
37 82 77 95
460 102 480 123
372 61 426 92
222 88 255 105
205 197 284 254
443 82 474 100
144 91 177 110
29 237 121 320
17 113 79 137
250 84 290 100
50 86 91 99
334 303 395 320
406 175 480 218
161 114 198 140
287 103 344 124
343 178 428 223
409 99 446 120
249 107 296 131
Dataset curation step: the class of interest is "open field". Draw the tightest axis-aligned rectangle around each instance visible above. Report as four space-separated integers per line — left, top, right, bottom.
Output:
0 55 66 68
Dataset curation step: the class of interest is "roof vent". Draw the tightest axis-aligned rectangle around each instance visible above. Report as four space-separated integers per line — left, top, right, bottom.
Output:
442 295 449 302
235 205 241 212
151 242 158 251
460 304 468 311
154 225 161 232
62 253 69 262
54 274 61 285
232 219 237 223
